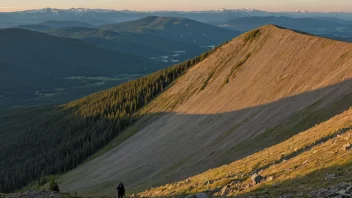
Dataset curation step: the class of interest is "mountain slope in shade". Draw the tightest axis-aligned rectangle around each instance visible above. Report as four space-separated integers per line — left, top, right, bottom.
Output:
15 21 96 31
59 25 352 196
39 20 95 28
0 28 159 108
0 28 156 77
100 16 241 46
46 27 203 60
14 24 52 32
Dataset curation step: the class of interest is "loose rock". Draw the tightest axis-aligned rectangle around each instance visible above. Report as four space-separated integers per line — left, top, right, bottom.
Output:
266 176 274 181
220 185 231 195
325 173 336 180
251 173 264 185
310 182 352 197
343 143 352 151
186 193 208 198
3 191 66 198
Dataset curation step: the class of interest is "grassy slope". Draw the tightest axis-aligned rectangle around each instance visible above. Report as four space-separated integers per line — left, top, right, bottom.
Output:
58 25 352 196
140 106 352 197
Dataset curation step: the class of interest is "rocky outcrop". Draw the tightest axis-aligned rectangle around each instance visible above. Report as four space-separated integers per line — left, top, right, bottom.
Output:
2 191 70 198
185 193 208 198
310 182 352 197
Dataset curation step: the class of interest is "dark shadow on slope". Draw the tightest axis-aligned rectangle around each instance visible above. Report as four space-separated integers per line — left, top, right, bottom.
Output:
51 78 352 195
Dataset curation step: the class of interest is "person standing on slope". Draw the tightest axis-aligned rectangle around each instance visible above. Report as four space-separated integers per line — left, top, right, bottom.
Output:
116 182 125 198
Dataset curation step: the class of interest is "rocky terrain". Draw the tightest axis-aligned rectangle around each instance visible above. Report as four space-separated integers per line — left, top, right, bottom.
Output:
0 191 74 198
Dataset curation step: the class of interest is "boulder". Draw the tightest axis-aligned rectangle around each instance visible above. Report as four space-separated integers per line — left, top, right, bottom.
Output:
251 173 264 185
221 185 231 195
266 176 274 181
195 193 208 198
343 143 352 151
186 193 208 198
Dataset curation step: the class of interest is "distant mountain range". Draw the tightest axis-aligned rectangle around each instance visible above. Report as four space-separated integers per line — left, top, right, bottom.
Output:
15 17 240 61
51 27 204 57
15 20 96 31
221 16 343 32
2 7 352 28
100 16 240 46
39 20 95 28
0 16 240 108
0 28 159 108
0 28 155 77
2 10 352 109
16 16 240 64
219 16 352 41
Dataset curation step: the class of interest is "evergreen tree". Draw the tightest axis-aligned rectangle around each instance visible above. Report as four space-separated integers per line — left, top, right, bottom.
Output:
49 179 60 192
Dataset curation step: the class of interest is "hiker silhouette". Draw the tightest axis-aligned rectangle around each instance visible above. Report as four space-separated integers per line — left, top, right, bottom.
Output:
116 182 125 198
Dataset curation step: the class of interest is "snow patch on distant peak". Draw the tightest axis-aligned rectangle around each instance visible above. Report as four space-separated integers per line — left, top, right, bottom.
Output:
19 7 118 14
210 8 263 13
296 10 310 13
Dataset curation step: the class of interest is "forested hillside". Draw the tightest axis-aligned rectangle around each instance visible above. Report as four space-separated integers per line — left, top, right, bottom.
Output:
100 16 240 46
0 28 154 77
0 48 213 193
0 28 159 109
39 20 95 28
46 27 203 59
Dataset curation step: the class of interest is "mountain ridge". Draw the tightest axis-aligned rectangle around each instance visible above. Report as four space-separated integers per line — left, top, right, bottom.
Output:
58 25 352 195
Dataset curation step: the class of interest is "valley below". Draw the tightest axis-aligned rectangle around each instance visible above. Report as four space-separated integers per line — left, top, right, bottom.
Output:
0 74 143 109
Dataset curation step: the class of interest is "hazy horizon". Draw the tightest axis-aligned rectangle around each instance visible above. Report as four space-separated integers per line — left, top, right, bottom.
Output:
1 0 352 13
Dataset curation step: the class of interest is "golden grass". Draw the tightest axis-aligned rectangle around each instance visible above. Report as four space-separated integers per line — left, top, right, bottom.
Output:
140 107 352 197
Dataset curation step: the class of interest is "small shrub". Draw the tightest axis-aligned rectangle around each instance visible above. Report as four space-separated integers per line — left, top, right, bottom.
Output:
50 179 60 192
223 53 252 85
200 70 216 90
244 30 261 42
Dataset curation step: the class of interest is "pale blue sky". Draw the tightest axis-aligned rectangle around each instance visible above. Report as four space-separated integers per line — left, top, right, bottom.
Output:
1 0 351 12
